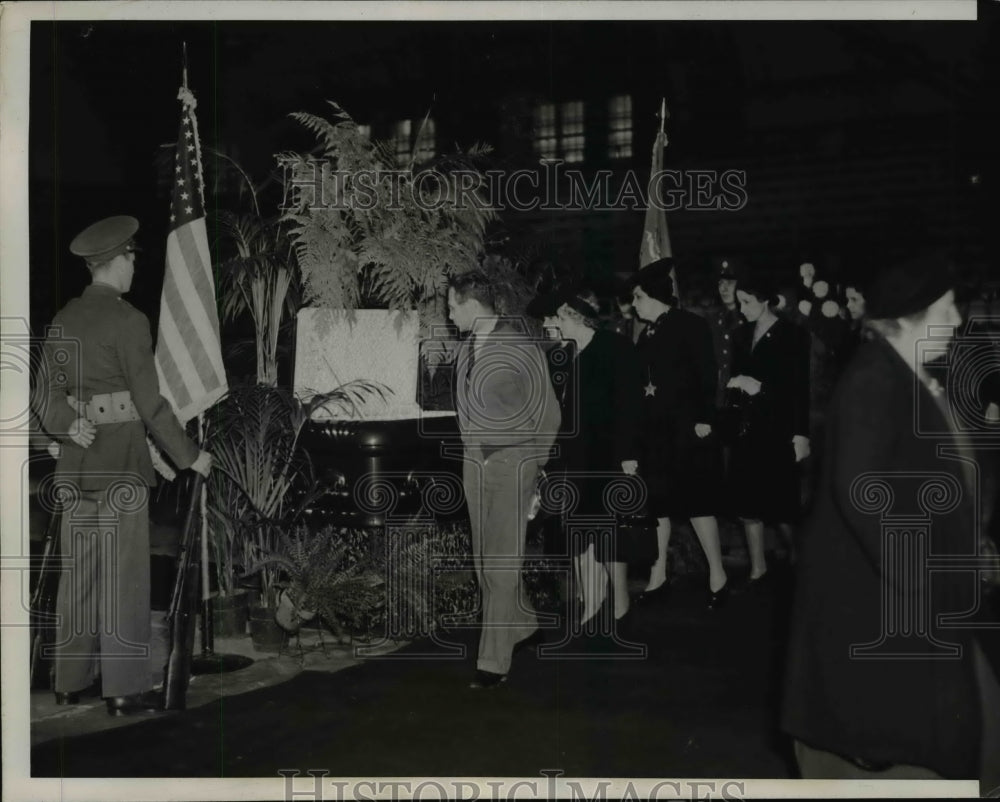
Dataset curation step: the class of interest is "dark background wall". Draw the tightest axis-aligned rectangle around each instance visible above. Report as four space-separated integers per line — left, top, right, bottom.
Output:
28 11 999 333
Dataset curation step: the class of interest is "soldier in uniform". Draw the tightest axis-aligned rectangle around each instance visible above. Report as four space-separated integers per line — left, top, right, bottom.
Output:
701 258 744 408
34 216 213 716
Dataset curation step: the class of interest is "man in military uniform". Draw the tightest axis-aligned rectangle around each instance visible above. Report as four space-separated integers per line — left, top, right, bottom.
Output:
34 216 212 716
702 258 744 407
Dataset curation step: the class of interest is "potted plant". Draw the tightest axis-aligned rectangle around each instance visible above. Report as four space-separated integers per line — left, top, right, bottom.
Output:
251 525 384 643
205 379 383 647
206 519 250 638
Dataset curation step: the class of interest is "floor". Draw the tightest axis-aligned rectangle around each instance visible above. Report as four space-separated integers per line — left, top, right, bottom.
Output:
30 559 802 779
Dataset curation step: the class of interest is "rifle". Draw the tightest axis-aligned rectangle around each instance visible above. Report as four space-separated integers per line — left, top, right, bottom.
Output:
30 507 62 689
163 473 205 710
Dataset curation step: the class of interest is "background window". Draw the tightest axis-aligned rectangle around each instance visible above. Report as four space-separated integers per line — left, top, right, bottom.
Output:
391 118 435 165
413 117 436 163
608 95 632 159
560 101 585 163
392 119 412 164
534 102 558 160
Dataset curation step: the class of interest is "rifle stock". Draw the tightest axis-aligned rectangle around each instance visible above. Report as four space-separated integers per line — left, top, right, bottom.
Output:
163 473 205 710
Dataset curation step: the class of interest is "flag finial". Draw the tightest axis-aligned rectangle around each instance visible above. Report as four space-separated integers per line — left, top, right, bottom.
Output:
659 97 668 135
182 41 188 90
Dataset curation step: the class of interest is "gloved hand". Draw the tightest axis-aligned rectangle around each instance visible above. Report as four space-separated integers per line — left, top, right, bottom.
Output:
190 450 213 477
792 435 811 463
68 417 96 448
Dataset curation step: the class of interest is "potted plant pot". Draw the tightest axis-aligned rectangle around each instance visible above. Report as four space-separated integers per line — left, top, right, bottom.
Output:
212 591 250 638
249 604 287 652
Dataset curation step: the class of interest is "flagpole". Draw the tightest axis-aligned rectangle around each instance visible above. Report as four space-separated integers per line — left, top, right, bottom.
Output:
160 54 249 683
176 43 214 658
658 97 679 302
198 414 213 658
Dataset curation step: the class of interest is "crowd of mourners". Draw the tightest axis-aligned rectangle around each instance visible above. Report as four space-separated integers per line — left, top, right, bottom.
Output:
513 251 1000 787
528 255 877 618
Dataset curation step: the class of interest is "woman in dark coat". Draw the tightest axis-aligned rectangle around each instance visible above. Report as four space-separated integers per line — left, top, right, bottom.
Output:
531 288 643 625
725 274 811 581
841 279 870 371
630 258 729 608
781 252 1000 788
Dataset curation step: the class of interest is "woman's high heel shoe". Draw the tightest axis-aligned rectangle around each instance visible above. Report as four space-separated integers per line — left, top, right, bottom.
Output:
634 581 671 607
707 581 729 611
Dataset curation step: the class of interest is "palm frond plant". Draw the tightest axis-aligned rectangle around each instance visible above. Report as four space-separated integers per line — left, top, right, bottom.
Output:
279 101 496 329
206 145 302 387
205 378 385 607
217 210 301 387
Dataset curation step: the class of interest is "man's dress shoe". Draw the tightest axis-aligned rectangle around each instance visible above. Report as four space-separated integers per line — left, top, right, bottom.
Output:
513 629 545 657
469 670 507 689
105 690 164 717
54 681 101 706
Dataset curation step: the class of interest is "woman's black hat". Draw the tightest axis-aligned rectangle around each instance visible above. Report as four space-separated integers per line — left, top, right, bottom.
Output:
865 250 955 320
632 257 678 306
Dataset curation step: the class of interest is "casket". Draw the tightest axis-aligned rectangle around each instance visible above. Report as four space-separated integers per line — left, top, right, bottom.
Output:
293 308 464 527
298 413 464 528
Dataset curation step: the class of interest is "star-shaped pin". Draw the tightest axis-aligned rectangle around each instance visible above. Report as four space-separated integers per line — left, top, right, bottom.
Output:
644 382 657 397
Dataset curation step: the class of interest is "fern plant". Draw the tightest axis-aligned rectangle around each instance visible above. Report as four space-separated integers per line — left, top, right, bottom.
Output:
280 102 496 323
250 525 385 637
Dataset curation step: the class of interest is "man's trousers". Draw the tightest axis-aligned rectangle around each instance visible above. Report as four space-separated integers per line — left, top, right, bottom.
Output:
462 447 539 675
53 482 153 698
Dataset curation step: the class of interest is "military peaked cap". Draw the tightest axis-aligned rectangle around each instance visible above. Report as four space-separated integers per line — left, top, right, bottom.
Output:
69 216 139 263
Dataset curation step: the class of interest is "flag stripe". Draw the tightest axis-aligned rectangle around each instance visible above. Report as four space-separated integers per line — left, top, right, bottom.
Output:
176 219 221 341
154 332 194 412
158 297 209 401
163 230 225 391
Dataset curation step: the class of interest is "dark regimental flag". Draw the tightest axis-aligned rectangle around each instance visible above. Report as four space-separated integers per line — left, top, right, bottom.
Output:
639 98 673 268
154 82 228 423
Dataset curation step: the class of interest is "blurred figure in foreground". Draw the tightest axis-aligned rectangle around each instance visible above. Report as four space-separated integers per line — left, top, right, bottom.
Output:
782 251 1000 789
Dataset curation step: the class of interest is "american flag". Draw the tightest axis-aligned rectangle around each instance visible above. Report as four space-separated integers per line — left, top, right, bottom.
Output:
154 85 227 423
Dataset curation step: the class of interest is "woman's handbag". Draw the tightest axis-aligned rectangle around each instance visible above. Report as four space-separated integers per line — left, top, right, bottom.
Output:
719 387 753 444
616 508 659 566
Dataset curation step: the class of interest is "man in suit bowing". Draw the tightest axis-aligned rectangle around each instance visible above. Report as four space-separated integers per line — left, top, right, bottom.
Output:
447 270 560 689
